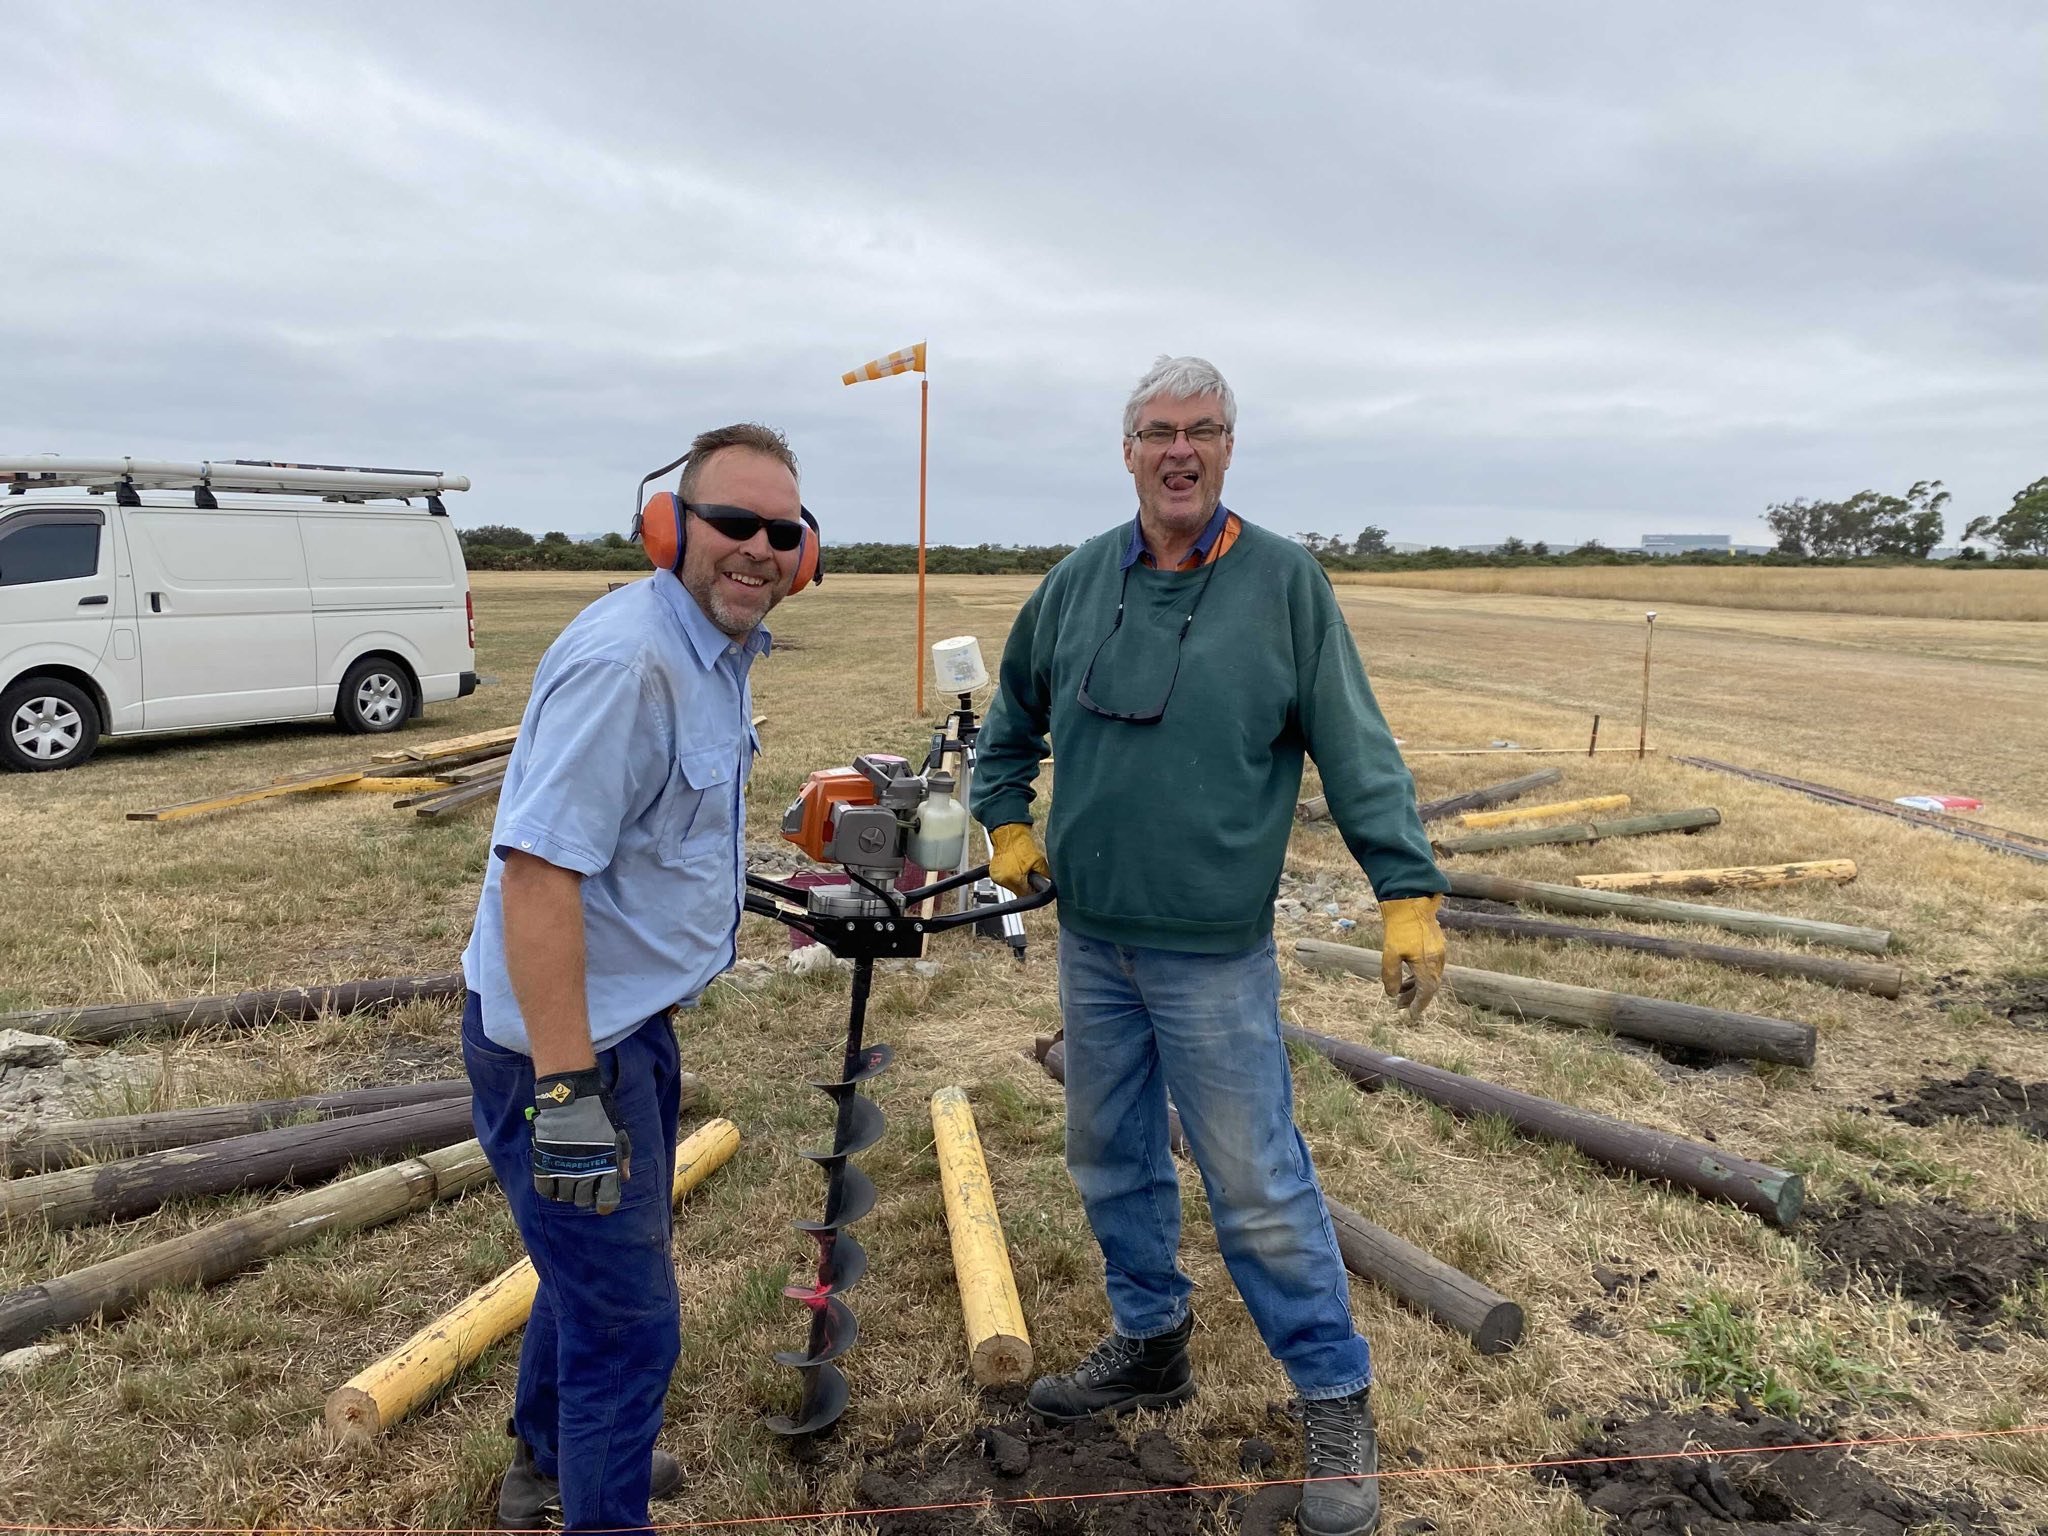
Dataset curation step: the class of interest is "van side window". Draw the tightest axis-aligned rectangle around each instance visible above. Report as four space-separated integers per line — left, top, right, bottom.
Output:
0 517 102 586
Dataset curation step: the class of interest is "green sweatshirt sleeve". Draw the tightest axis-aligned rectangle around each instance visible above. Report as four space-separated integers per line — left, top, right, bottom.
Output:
1300 617 1448 901
967 583 1051 830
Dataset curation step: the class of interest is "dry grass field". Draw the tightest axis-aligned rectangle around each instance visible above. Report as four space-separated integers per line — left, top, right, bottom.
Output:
1335 566 2048 623
2 569 2047 1534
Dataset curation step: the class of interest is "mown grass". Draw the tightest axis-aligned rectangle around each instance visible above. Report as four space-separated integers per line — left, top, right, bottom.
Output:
1333 564 2048 621
1 570 2046 1530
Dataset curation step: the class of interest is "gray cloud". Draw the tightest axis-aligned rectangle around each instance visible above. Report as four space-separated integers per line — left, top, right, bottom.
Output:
5 1 2041 550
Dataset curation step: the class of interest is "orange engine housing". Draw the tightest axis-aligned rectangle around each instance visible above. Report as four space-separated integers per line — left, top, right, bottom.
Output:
782 766 877 862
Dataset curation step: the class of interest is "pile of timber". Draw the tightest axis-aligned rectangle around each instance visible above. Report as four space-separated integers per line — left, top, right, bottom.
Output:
0 1071 704 1350
127 724 519 823
1293 938 1816 1066
1036 1040 1523 1352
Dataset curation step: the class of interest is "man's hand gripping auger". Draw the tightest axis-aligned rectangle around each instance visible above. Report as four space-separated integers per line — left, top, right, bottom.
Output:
743 752 1055 1438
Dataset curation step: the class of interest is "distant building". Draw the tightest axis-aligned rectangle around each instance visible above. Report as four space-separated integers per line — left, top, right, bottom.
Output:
1386 540 1433 554
1459 542 1502 555
1640 533 1731 556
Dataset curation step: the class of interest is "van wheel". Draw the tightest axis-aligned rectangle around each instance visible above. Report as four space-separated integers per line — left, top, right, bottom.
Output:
337 657 416 734
2 677 101 771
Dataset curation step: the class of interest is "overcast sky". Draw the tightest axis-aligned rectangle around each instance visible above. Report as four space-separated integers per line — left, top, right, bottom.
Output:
6 3 2042 550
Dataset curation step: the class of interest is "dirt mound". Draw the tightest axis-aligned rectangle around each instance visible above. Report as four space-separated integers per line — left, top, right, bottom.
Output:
856 1414 1228 1536
1801 1190 2048 1345
1541 1403 1999 1533
1881 1070 2048 1141
1931 971 2048 1032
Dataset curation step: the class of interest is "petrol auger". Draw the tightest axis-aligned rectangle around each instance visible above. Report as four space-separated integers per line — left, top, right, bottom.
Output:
745 752 1054 1437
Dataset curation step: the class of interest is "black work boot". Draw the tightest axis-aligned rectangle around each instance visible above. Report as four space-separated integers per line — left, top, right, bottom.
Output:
1297 1388 1380 1536
496 1430 684 1530
1025 1310 1195 1422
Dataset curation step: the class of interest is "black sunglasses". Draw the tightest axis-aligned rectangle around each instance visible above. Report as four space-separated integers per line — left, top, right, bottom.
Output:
1075 559 1220 724
682 501 809 552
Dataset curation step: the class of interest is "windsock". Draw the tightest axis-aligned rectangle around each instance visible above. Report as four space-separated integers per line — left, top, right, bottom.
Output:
842 342 927 385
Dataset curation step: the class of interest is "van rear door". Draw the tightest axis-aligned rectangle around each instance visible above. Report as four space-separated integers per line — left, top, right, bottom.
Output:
125 507 317 728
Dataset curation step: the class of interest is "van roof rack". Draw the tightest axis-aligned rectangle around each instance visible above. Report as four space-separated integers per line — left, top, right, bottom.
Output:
0 455 471 511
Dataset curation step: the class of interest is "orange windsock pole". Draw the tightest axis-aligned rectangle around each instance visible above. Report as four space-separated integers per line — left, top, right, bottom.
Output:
842 341 931 714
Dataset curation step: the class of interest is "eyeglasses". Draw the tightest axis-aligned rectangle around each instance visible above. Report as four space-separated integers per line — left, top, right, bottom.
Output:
1125 423 1230 448
1075 559 1220 725
683 502 808 552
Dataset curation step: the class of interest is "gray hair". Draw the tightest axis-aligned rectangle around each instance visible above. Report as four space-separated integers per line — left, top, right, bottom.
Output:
1122 355 1237 436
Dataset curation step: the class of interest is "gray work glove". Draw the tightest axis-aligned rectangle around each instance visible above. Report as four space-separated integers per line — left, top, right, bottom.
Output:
529 1069 631 1214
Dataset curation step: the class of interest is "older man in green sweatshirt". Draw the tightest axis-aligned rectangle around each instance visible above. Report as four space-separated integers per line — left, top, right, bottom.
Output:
970 355 1447 1536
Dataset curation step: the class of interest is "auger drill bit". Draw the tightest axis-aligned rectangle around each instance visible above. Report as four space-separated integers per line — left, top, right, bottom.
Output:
766 954 889 1438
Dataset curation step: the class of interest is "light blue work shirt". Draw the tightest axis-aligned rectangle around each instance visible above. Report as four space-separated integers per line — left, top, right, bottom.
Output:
460 574 767 1055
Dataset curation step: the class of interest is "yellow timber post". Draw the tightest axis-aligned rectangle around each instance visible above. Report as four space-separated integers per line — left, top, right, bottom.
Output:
929 1087 1031 1386
323 1117 740 1443
1456 793 1631 830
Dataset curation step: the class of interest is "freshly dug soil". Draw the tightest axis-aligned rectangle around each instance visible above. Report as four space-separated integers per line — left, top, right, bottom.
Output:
856 1414 1231 1536
1802 1190 2048 1344
1881 1070 2048 1141
1541 1402 1999 1533
1932 971 2048 1032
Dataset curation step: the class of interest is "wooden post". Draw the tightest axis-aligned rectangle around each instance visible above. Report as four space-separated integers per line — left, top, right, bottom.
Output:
1036 1041 1523 1352
1416 769 1564 824
3 1080 468 1177
1638 611 1656 758
1298 767 1562 827
929 1089 1032 1385
1572 860 1856 894
1587 714 1600 757
917 374 929 717
1443 870 1892 954
0 1140 492 1351
323 1119 739 1442
1 971 467 1046
1456 794 1630 831
1279 1025 1804 1228
1435 909 1904 997
1433 807 1720 857
1 1099 479 1229
1292 939 1816 1066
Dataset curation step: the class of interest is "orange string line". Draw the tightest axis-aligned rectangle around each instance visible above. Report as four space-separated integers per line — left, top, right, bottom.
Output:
4 1421 2043 1535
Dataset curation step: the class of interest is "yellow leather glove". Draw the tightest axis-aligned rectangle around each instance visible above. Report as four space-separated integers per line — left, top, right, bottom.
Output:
1379 894 1447 1018
989 822 1051 897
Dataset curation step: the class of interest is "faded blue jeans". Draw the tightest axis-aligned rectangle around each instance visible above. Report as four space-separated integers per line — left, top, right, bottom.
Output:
1056 928 1371 1399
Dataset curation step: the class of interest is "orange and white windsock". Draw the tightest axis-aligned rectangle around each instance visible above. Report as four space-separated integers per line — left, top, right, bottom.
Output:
842 341 927 385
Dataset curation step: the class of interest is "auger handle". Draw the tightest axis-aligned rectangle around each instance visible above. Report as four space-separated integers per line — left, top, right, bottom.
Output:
913 865 1057 933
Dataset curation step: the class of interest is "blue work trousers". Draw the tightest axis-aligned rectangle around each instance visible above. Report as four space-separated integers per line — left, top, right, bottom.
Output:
1055 929 1371 1399
463 991 683 1534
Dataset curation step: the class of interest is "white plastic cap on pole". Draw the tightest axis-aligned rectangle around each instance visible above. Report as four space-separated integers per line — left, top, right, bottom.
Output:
931 636 989 694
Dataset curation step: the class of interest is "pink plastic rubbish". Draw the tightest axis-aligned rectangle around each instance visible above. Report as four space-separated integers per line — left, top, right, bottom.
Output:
1894 795 1983 812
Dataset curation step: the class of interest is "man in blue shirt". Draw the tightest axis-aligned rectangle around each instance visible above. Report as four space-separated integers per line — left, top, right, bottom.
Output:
460 423 805 1532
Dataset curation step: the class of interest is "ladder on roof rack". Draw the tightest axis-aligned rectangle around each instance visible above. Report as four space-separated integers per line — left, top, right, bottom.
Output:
0 455 471 509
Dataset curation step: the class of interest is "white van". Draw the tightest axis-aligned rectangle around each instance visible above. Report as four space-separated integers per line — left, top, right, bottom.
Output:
0 456 477 771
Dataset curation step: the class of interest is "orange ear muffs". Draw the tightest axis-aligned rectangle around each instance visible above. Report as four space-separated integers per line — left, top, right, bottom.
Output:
637 489 685 573
788 507 824 594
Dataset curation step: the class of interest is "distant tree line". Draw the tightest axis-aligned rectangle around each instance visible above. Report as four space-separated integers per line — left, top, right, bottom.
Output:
458 525 1075 574
1296 474 2048 570
459 473 2047 574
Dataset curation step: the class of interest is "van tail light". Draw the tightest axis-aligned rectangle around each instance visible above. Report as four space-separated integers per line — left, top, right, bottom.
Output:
466 590 476 651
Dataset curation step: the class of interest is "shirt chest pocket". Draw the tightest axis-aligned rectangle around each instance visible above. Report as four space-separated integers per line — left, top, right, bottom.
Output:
660 743 739 868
